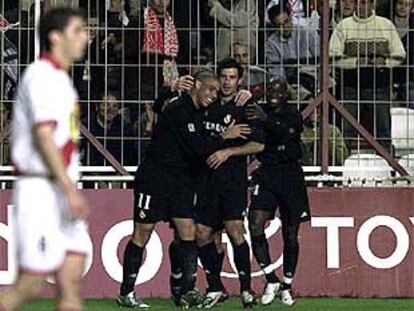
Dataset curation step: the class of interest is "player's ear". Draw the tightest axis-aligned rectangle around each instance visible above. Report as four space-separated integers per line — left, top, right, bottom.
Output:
48 30 61 48
195 80 201 90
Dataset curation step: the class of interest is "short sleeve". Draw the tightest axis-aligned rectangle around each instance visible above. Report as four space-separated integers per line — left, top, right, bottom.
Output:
26 69 60 127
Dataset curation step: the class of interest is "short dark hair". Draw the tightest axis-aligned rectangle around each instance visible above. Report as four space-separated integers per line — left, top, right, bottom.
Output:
39 7 86 52
268 0 291 23
217 58 244 79
193 69 218 82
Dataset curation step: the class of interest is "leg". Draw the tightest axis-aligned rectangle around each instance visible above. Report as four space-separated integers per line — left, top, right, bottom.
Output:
0 272 46 311
249 210 280 285
118 222 154 304
281 223 300 289
248 173 281 305
224 220 251 293
169 229 182 305
224 220 256 307
172 218 198 295
196 224 224 293
55 254 86 311
278 222 300 307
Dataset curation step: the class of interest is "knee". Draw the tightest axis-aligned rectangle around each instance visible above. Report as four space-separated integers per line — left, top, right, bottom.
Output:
225 222 245 245
248 213 265 237
196 225 213 246
176 221 195 240
283 226 300 249
131 223 154 246
213 231 224 253
14 277 45 301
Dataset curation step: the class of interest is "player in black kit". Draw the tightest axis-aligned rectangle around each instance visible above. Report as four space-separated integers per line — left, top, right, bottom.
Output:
195 59 265 308
246 77 310 307
117 72 251 309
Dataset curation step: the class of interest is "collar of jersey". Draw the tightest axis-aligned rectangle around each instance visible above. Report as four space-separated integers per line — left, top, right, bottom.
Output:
40 52 64 70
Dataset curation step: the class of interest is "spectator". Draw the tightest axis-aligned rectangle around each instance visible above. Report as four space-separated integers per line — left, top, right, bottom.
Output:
301 97 349 165
0 16 18 100
267 0 320 28
0 103 10 165
266 1 320 95
81 92 136 166
124 0 179 106
330 0 406 151
207 0 258 61
332 0 356 27
233 40 269 100
50 0 80 8
392 0 414 103
100 0 130 92
74 15 102 101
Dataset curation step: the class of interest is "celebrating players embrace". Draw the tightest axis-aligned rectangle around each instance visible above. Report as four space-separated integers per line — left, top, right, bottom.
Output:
117 59 310 309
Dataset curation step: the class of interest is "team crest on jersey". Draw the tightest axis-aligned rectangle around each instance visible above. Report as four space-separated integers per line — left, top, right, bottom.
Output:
223 114 232 124
188 123 195 132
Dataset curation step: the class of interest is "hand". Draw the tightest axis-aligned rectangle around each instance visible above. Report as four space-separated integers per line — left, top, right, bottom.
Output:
208 0 219 8
246 103 268 121
207 149 232 169
145 103 155 123
65 185 89 219
235 89 253 106
358 57 369 66
172 75 194 92
221 120 251 140
101 33 116 49
369 56 386 66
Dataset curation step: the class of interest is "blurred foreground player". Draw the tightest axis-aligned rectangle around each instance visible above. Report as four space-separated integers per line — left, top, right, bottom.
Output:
0 8 90 311
247 77 311 306
117 72 251 309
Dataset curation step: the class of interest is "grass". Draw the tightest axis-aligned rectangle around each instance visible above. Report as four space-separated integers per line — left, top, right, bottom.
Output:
20 298 414 311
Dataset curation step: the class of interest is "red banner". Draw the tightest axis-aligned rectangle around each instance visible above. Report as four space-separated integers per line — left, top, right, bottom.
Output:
1 188 414 298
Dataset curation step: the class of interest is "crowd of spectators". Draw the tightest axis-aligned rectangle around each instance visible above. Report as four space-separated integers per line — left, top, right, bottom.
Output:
0 0 412 169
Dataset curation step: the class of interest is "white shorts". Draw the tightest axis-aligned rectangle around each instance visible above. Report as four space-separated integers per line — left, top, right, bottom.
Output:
12 177 90 274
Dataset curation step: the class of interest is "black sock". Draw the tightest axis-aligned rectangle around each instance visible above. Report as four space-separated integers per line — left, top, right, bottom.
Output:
216 250 225 290
120 240 144 296
281 281 292 290
282 224 300 290
169 240 182 291
198 242 224 292
251 234 280 284
232 241 251 293
180 240 198 294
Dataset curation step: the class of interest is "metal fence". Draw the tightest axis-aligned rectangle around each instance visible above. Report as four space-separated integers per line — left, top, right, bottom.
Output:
0 0 413 186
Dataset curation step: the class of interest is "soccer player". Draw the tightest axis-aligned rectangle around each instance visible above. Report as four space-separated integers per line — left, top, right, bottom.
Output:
246 77 311 306
117 71 251 309
195 58 265 308
0 8 90 311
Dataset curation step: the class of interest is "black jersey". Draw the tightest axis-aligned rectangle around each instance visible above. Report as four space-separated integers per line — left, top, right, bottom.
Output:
143 93 225 169
257 103 304 166
202 99 264 170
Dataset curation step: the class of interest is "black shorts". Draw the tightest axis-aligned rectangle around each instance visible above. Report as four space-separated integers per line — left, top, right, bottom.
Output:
195 166 247 230
249 163 310 226
133 161 196 224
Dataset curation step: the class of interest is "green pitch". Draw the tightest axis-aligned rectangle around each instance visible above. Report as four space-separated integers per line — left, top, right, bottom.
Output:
21 298 414 311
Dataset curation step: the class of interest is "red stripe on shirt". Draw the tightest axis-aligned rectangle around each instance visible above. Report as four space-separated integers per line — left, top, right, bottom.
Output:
61 140 77 168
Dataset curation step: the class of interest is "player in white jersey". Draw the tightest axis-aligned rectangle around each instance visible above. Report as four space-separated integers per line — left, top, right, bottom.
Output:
0 8 89 311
